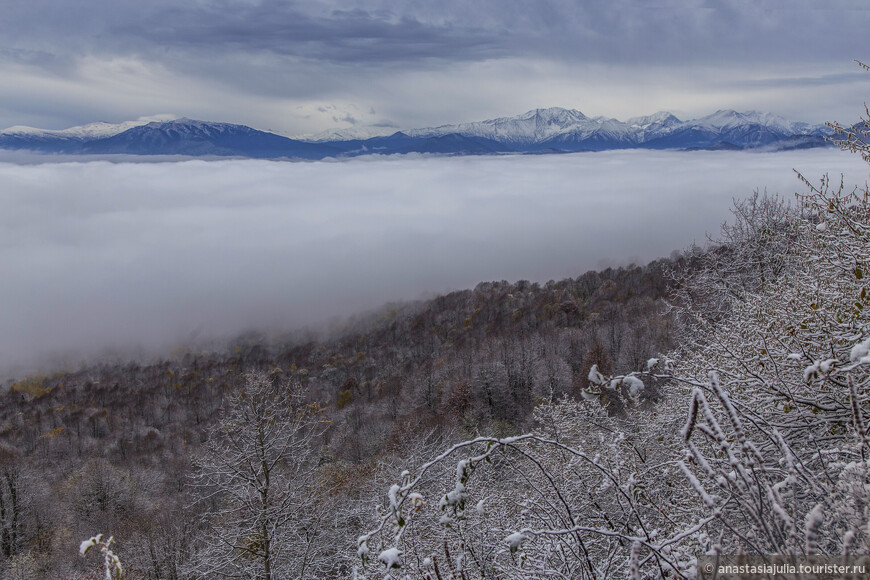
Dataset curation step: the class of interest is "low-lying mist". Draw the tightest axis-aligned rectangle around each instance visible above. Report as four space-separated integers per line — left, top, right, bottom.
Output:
0 149 865 377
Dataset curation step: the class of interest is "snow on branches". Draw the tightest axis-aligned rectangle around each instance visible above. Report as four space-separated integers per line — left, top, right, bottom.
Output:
358 398 707 578
358 73 870 576
80 533 123 580
671 92 870 557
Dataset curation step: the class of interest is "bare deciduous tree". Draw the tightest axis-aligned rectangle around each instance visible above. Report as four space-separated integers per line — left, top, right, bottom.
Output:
188 372 329 580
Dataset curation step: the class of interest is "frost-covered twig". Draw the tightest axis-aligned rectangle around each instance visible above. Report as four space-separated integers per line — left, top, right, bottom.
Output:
80 533 123 580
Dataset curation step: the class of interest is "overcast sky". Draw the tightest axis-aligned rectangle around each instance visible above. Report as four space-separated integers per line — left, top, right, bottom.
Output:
2 0 869 135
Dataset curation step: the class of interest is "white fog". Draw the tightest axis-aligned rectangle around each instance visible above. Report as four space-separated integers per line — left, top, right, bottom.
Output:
0 149 866 374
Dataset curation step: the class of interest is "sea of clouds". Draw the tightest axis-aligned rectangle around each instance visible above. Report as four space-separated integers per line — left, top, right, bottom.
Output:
0 149 866 376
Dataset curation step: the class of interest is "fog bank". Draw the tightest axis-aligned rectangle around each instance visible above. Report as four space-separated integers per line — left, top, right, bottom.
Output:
1 150 866 375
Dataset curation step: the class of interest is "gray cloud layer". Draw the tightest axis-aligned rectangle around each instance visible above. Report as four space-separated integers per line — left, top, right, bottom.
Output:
6 0 868 65
1 149 866 376
0 1 868 133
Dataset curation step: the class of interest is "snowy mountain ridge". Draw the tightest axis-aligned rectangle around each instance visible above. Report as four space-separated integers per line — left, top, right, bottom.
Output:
0 115 178 140
0 107 833 157
396 107 829 146
404 107 598 144
302 125 401 142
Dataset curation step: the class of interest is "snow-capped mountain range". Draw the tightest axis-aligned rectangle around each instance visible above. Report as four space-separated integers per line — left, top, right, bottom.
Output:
402 108 828 150
0 108 833 158
0 115 178 149
403 108 685 145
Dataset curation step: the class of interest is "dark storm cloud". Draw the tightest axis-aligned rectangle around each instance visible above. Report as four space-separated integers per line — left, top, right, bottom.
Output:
1 0 504 66
140 1 867 67
126 4 504 64
3 0 868 68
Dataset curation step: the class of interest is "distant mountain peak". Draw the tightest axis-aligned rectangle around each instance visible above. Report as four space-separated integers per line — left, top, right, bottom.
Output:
525 107 588 120
405 107 600 144
0 108 832 158
141 118 240 132
687 109 813 136
0 125 44 136
301 125 400 142
1 115 179 140
627 111 682 127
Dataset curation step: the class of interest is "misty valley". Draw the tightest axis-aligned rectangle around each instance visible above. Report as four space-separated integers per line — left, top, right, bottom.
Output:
1 144 870 578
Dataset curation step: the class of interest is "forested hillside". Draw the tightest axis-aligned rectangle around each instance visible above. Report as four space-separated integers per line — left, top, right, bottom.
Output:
4 109 870 579
0 257 679 577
